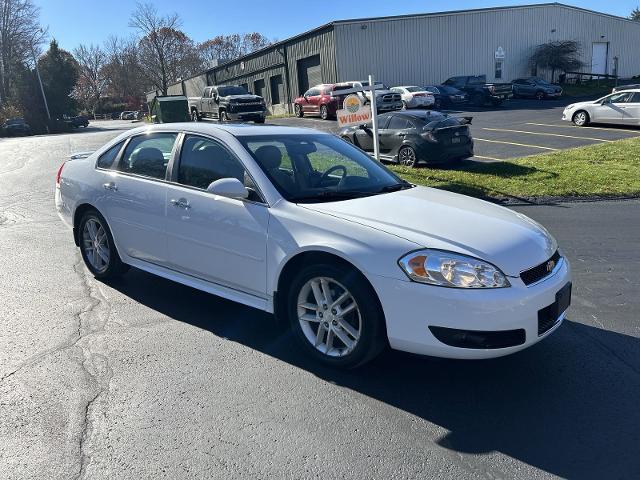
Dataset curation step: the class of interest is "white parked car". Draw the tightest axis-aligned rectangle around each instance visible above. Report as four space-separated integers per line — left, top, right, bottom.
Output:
56 123 571 368
390 86 435 109
562 89 640 126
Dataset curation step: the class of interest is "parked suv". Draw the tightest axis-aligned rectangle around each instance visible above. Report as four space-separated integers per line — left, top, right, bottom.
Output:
343 81 403 113
512 77 562 99
2 118 32 136
294 83 352 120
189 85 266 123
443 75 512 107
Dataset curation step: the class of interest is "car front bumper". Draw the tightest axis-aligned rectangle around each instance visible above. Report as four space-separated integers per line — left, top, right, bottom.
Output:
561 108 574 121
368 256 571 359
377 102 403 112
228 110 266 121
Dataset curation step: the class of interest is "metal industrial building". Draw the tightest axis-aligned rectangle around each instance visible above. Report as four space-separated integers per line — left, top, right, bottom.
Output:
154 3 640 113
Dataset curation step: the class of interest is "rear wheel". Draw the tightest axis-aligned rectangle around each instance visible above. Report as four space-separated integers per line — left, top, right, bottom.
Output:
295 104 303 117
398 145 418 168
191 109 200 122
491 98 503 107
220 110 231 121
320 104 329 120
572 110 590 127
78 210 128 279
287 263 386 369
535 91 545 100
255 117 265 124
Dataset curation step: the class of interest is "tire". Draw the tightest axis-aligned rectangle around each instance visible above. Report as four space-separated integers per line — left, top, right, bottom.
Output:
287 262 386 369
191 109 200 122
220 110 230 122
255 117 265 124
572 110 590 127
472 93 484 107
434 99 442 110
295 104 304 117
398 145 418 168
491 99 503 107
401 100 408 110
535 91 545 100
320 104 329 120
78 210 128 280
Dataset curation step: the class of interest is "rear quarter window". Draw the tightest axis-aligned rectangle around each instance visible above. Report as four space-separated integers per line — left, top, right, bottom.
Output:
96 141 124 169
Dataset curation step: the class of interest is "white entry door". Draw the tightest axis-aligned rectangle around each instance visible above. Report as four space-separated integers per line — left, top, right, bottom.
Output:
591 43 608 75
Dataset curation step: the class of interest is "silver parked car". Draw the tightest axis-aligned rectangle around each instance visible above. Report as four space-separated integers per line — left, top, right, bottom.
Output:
562 89 640 126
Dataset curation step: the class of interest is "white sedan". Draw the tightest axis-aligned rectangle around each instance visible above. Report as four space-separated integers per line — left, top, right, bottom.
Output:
562 89 640 126
390 86 435 109
56 123 571 368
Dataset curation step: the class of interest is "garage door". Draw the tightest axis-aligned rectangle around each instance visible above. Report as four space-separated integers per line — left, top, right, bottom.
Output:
297 54 322 95
254 78 266 99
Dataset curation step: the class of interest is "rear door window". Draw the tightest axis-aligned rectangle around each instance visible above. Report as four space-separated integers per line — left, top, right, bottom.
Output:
387 116 411 130
117 133 178 180
96 141 124 169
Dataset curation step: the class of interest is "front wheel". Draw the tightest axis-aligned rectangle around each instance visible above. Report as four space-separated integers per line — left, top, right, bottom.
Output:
288 263 386 368
295 104 303 117
255 117 265 124
572 110 590 127
398 145 418 168
320 104 329 120
78 210 128 279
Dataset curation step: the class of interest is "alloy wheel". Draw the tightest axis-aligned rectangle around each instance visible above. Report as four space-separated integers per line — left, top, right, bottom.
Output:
82 218 110 274
399 146 417 167
573 111 588 126
320 105 328 120
297 277 361 357
191 110 199 122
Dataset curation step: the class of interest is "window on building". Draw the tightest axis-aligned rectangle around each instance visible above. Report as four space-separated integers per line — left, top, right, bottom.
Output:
495 61 503 80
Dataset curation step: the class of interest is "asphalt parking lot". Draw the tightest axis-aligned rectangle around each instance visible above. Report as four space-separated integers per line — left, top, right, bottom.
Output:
270 98 640 162
1 117 639 479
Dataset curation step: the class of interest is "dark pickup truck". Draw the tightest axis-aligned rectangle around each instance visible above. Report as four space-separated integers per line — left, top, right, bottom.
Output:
443 75 513 107
188 85 266 123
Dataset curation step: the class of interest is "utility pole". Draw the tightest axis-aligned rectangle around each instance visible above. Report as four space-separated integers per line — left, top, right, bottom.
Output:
30 29 51 132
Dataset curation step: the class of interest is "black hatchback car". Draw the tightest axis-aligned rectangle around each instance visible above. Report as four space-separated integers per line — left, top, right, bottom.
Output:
339 110 473 167
424 85 468 109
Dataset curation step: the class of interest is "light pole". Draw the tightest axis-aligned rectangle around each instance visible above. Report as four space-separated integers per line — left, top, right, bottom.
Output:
30 30 51 131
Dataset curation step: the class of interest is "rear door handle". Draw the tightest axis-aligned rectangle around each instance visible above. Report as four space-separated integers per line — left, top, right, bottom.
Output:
103 182 117 191
170 198 190 209
396 132 406 137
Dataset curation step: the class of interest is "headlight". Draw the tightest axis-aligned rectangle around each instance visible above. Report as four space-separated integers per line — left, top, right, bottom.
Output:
398 249 510 288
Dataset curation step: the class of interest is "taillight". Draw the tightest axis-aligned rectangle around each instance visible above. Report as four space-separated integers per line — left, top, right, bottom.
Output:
56 162 65 186
488 85 496 94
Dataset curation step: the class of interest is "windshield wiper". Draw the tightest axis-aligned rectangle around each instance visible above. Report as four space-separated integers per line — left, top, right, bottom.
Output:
290 190 378 203
377 182 414 193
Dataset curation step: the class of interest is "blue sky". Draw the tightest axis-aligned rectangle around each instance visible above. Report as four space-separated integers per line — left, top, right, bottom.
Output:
38 0 640 50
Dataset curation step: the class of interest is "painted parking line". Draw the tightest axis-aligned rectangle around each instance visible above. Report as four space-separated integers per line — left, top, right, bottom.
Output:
526 122 640 134
472 154 504 161
481 127 614 142
474 138 558 150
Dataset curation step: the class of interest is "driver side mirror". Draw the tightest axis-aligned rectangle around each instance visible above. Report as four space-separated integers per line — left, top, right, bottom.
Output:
358 124 369 130
206 178 248 200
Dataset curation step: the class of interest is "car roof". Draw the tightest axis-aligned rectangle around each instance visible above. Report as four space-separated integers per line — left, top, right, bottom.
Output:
125 122 325 137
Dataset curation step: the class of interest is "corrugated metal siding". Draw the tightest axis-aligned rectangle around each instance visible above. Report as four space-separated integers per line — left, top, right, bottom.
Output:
183 74 208 97
285 28 337 97
334 4 640 85
167 82 184 95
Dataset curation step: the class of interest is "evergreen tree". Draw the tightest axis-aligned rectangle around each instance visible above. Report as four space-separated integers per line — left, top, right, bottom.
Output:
37 39 79 116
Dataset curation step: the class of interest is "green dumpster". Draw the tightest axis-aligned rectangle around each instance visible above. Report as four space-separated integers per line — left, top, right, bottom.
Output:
149 95 190 123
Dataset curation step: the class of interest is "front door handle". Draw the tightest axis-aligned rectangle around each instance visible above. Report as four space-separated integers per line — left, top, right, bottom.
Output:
170 198 190 209
396 132 406 137
103 182 117 191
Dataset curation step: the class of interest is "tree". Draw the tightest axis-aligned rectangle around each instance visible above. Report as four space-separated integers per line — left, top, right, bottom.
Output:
0 0 46 104
71 43 107 115
128 2 202 95
37 39 79 115
631 7 640 21
199 33 272 64
528 40 584 82
102 35 145 106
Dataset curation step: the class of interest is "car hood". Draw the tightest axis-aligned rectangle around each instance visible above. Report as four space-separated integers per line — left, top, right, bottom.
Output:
301 186 557 276
225 95 263 102
565 100 597 110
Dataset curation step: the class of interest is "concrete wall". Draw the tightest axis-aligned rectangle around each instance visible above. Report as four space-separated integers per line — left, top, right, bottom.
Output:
334 4 640 85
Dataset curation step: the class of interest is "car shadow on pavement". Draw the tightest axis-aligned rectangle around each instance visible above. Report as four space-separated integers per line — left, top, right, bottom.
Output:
106 269 640 479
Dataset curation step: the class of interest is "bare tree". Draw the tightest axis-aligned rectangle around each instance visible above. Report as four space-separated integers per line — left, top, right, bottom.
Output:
631 7 640 21
0 0 46 103
71 44 107 115
129 2 203 94
199 33 272 64
103 35 144 102
529 40 584 82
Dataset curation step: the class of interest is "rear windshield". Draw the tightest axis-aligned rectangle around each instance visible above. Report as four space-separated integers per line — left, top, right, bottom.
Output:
405 86 423 92
467 76 487 85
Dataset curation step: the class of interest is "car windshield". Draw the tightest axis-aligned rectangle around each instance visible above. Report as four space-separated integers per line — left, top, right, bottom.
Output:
405 86 423 92
237 134 411 203
6 118 24 125
467 76 487 85
218 86 249 96
531 77 550 85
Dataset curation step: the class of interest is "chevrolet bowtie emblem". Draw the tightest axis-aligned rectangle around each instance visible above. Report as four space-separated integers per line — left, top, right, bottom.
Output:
546 260 556 272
